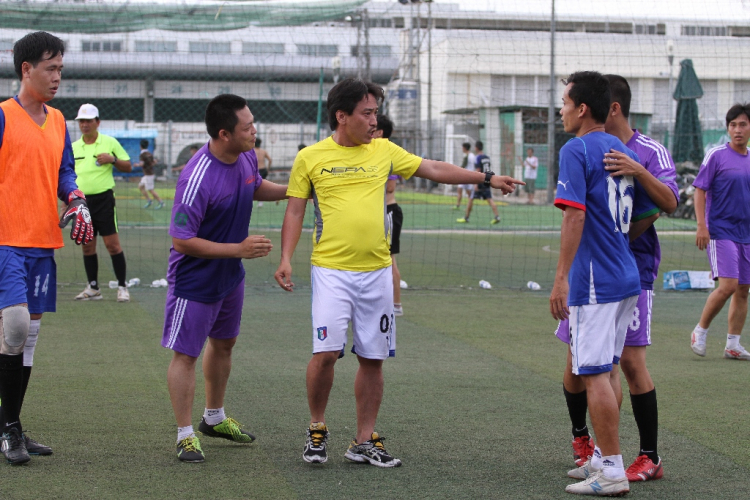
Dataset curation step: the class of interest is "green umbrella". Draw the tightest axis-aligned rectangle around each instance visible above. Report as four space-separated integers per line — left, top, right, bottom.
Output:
672 59 704 163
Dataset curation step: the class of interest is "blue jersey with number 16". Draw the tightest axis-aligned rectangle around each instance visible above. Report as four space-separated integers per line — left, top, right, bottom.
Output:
555 132 653 306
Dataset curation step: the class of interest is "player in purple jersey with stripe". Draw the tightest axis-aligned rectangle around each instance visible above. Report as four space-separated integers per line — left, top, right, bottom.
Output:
690 103 750 361
555 75 679 484
162 94 288 463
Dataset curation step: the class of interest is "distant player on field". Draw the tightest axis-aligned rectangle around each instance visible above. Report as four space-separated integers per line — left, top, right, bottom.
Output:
456 141 502 225
522 148 538 204
372 115 405 317
136 139 164 209
253 137 272 207
0 31 93 464
163 94 287 463
454 142 476 210
274 78 522 467
556 74 678 484
72 103 133 303
550 71 657 496
690 103 750 360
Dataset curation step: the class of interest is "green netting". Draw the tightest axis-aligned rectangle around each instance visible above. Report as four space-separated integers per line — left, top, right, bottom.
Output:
0 0 368 33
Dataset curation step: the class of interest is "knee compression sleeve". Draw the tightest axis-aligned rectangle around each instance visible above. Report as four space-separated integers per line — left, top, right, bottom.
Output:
24 319 40 367
0 305 30 355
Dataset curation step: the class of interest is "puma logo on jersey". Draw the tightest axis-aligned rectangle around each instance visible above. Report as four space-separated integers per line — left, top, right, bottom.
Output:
558 180 570 190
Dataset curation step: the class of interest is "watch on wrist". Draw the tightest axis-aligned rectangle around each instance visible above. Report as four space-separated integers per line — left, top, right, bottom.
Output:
111 154 117 164
483 170 495 187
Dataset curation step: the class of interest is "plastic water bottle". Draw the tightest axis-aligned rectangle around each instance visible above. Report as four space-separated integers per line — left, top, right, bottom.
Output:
527 281 541 291
127 278 140 287
479 280 492 289
108 280 119 289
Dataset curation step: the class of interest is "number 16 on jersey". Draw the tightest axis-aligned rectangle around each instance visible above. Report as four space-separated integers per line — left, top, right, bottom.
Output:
606 175 634 234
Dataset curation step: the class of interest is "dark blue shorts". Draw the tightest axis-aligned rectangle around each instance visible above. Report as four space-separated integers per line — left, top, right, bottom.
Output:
0 248 57 314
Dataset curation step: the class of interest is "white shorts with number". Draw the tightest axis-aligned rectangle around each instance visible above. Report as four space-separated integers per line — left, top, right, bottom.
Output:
139 174 155 190
311 265 395 360
569 295 638 376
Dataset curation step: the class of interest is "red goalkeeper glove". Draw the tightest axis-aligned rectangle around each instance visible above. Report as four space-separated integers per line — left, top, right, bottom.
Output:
59 189 94 245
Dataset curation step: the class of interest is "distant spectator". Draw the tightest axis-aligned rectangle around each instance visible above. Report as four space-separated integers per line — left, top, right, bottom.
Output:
254 137 272 207
172 145 199 176
136 139 164 209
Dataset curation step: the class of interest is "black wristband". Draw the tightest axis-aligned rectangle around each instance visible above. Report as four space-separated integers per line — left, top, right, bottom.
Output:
483 170 495 187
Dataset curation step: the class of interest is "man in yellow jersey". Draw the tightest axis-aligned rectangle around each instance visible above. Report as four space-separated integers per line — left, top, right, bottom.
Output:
0 31 93 464
274 78 523 467
72 104 132 303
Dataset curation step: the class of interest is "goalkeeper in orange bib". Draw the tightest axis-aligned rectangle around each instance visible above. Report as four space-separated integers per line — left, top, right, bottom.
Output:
0 31 93 465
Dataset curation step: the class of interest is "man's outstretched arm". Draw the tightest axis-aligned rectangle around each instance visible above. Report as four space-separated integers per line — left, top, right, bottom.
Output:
413 159 524 194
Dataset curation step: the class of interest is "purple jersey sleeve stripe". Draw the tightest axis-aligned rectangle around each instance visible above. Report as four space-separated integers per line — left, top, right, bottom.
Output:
183 154 211 206
701 144 726 167
635 136 673 171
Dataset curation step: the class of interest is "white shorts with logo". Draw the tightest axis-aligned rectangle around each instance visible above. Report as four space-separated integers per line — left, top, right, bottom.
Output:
311 265 395 360
569 295 638 376
139 174 155 190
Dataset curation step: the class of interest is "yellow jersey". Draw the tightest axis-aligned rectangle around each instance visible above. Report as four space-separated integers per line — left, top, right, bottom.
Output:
287 137 421 272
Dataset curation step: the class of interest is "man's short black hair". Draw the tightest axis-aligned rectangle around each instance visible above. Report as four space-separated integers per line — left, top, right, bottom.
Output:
475 140 484 151
298 143 306 151
563 71 610 124
604 74 631 118
205 94 247 139
255 137 262 147
140 139 149 149
327 78 384 131
13 31 65 80
726 103 750 127
527 147 534 153
376 115 394 139
462 142 471 151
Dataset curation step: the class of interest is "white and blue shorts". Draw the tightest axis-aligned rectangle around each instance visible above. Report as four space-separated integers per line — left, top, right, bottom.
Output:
311 265 396 360
568 295 638 376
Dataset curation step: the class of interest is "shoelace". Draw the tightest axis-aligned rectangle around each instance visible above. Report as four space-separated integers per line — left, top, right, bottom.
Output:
626 454 650 473
572 437 592 457
222 417 245 437
308 430 327 447
179 437 201 453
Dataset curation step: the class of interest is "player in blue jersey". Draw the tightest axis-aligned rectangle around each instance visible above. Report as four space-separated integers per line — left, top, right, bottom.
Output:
162 94 288 463
690 103 750 360
556 75 679 483
550 71 659 496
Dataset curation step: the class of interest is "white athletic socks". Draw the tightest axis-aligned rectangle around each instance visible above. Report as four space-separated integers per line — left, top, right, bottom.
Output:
177 425 194 442
24 319 41 367
727 334 740 349
694 324 708 335
204 407 226 425
600 454 626 479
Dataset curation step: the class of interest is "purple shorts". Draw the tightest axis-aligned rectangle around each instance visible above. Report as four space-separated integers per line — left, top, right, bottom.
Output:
161 279 244 358
707 239 750 285
555 289 653 348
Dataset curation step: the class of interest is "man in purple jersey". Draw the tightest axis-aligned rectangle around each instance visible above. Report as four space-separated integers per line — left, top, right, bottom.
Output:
162 94 287 463
690 103 750 361
555 75 679 484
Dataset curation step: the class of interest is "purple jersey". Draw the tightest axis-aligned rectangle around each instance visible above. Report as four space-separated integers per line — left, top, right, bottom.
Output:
555 132 649 306
693 143 750 244
168 143 263 302
627 131 679 289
